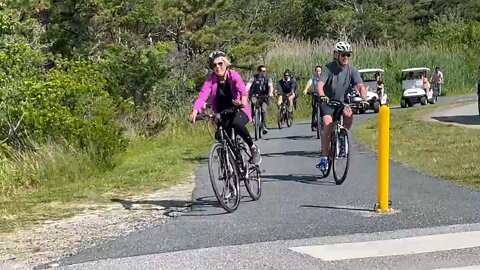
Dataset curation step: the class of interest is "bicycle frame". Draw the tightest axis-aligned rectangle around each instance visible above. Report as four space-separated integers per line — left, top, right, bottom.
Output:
214 117 251 179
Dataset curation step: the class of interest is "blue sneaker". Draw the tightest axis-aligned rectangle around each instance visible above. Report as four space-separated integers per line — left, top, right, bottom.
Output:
316 156 329 172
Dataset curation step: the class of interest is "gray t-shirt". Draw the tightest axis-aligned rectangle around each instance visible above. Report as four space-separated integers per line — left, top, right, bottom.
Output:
319 61 363 101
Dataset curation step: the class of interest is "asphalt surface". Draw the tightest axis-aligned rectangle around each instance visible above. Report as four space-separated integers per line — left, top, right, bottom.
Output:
41 94 480 269
429 100 480 129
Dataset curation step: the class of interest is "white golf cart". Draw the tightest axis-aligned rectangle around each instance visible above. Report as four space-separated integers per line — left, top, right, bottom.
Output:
348 68 389 114
400 67 437 108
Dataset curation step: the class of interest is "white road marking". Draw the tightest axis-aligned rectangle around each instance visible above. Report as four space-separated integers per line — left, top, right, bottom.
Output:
290 231 480 261
435 266 480 270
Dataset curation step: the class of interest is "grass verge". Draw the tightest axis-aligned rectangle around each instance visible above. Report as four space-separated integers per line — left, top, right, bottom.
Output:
354 103 480 189
0 119 213 233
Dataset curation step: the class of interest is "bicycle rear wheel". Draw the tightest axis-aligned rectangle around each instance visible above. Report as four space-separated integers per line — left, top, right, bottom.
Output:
332 128 350 185
208 143 241 212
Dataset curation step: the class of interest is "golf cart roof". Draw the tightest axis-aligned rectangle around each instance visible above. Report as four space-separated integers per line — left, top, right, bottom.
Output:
401 67 430 72
358 68 384 73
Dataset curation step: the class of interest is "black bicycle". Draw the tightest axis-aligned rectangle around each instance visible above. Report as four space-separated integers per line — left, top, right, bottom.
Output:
316 100 351 185
277 93 293 129
198 108 262 212
250 94 269 141
307 92 323 140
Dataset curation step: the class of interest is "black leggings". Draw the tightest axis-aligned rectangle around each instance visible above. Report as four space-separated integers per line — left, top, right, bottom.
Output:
223 110 254 147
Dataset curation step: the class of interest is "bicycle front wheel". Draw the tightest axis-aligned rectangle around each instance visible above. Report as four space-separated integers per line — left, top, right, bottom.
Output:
208 143 241 212
287 110 293 127
277 107 283 129
254 108 260 140
332 128 350 185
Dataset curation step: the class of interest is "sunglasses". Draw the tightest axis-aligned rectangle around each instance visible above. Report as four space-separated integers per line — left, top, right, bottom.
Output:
340 53 351 58
212 61 224 68
260 69 267 73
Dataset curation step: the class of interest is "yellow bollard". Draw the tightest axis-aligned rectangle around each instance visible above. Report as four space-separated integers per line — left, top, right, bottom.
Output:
377 105 391 212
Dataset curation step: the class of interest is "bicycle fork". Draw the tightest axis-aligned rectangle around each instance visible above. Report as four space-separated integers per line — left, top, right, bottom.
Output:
335 120 348 158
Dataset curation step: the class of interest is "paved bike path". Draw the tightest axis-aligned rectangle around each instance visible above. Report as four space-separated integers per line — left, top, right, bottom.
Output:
51 95 480 268
428 101 480 129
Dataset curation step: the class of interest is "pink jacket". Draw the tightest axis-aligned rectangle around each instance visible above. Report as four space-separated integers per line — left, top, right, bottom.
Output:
193 69 252 121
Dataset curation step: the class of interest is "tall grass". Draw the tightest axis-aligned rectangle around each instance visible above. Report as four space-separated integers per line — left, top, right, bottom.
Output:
266 39 478 103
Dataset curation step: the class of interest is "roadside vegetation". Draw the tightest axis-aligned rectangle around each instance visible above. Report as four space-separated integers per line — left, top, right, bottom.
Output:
355 103 480 189
1 0 479 232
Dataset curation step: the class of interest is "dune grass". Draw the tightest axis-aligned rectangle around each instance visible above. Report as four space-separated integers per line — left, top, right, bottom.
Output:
265 39 478 104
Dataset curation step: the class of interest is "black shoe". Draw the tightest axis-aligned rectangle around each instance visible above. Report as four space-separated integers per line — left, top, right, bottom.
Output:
311 126 317 132
262 128 269 135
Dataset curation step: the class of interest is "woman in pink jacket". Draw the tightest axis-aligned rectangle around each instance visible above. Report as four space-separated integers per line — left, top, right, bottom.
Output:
189 51 261 164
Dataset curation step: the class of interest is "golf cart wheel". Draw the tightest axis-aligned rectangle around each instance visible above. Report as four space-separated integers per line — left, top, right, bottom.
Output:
373 101 380 113
420 96 427 106
400 99 406 108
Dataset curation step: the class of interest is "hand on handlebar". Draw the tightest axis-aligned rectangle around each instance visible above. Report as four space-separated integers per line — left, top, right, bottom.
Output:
232 99 244 108
319 95 330 104
189 110 198 123
360 100 369 110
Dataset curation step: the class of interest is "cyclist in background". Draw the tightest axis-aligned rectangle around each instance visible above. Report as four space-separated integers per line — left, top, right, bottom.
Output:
189 51 262 164
277 69 297 113
245 65 274 134
430 66 444 96
316 41 368 173
303 65 323 131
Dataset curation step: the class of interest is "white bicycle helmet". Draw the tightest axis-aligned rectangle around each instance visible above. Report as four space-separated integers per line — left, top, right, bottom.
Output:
334 41 352 53
208 50 227 67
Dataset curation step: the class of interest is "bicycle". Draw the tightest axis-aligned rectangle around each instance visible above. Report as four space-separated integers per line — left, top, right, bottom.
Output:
277 93 293 129
250 94 269 141
433 81 442 96
307 92 323 140
316 100 353 185
197 108 262 212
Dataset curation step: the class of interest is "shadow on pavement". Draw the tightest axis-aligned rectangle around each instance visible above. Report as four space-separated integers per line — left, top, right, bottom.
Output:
431 115 480 126
111 196 229 217
262 150 319 158
263 135 315 141
300 204 374 212
262 174 335 186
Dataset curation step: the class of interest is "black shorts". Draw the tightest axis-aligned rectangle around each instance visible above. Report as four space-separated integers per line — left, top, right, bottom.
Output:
319 104 334 117
319 104 343 119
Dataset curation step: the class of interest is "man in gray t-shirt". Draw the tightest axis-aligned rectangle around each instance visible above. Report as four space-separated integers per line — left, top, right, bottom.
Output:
315 41 368 173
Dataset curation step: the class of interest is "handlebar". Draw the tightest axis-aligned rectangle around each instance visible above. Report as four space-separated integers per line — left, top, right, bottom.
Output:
196 107 238 123
250 94 270 98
